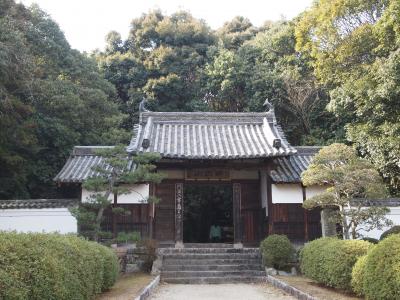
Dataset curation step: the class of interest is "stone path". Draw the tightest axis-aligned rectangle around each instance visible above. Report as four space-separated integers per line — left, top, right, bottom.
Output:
149 283 296 300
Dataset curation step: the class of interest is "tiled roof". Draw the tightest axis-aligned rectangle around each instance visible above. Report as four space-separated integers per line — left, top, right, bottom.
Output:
351 198 400 207
0 199 77 209
270 146 321 183
127 111 296 159
54 146 115 183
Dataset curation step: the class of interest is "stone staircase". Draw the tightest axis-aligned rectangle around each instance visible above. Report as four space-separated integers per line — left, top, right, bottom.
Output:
159 244 266 284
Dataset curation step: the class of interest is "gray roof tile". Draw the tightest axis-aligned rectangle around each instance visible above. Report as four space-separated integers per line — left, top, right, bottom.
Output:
270 146 321 183
54 146 115 183
128 111 296 159
0 199 77 209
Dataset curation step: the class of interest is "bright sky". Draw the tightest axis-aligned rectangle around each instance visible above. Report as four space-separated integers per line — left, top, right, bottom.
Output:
19 0 313 52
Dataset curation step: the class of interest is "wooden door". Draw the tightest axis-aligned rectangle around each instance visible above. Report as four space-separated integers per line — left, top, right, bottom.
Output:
154 182 175 241
240 182 262 245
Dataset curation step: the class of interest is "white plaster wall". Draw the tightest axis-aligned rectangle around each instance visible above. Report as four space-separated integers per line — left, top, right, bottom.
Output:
272 183 303 204
117 184 149 204
306 185 327 199
355 207 400 240
0 208 77 233
81 189 113 203
82 184 149 204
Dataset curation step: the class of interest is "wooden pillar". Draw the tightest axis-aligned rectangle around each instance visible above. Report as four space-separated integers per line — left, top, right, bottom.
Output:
233 183 242 245
175 183 184 246
148 183 155 239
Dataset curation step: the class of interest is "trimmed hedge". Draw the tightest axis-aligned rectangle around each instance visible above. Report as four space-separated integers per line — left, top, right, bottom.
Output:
351 254 368 296
0 232 119 300
360 234 400 299
299 237 371 291
260 234 295 269
380 225 400 240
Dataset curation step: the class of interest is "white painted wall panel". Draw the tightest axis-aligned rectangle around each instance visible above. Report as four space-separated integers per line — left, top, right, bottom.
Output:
82 184 149 204
0 208 77 233
81 189 113 203
272 184 303 204
117 184 149 204
306 185 326 199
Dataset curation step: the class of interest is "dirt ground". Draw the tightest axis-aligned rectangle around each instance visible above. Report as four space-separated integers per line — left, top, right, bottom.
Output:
97 272 154 300
149 283 296 300
276 276 362 300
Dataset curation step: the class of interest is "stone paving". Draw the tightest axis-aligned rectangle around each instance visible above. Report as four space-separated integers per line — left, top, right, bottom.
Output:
149 283 296 300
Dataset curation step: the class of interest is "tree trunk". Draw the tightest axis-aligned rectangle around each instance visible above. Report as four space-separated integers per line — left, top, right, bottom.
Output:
340 206 350 239
94 206 105 242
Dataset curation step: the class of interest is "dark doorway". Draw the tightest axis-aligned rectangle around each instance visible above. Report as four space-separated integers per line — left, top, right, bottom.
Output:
183 184 233 243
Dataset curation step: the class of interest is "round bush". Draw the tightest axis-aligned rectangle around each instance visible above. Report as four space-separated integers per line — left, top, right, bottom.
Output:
260 234 295 269
351 255 367 296
362 234 400 299
0 232 119 300
300 237 372 291
380 226 400 240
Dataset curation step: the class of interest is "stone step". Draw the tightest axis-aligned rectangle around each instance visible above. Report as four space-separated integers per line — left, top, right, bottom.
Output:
162 264 264 271
162 253 261 260
162 276 267 284
184 243 234 248
162 270 266 279
162 258 262 266
160 248 260 254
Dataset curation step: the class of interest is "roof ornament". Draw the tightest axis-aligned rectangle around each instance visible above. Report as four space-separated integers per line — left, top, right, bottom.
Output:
139 97 150 112
263 98 274 113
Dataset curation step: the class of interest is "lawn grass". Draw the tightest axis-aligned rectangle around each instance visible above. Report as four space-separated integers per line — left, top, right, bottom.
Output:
276 276 362 300
97 272 154 300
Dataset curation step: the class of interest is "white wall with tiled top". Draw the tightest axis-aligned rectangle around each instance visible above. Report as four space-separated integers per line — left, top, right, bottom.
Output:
0 208 77 233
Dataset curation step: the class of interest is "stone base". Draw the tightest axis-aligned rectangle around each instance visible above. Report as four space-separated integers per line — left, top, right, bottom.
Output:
233 242 243 249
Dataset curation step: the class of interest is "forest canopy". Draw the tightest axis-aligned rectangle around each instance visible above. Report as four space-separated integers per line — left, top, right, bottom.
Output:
1 0 399 199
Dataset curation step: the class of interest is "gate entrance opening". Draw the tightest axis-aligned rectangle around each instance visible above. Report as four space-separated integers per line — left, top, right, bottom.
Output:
183 184 233 243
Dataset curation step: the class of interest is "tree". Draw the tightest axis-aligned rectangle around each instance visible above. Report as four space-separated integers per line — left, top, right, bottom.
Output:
295 0 400 191
0 0 128 199
70 145 163 241
301 143 392 239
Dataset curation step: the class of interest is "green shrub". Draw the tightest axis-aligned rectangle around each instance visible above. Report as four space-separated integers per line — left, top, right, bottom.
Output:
260 234 295 269
0 232 119 300
351 255 368 296
116 231 141 244
380 225 400 240
300 237 372 291
361 234 400 299
361 237 379 244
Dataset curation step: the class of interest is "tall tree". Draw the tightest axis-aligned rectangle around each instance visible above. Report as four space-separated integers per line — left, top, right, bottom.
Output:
296 0 400 191
0 0 127 199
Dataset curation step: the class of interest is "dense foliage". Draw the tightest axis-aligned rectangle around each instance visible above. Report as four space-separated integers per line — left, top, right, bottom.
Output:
351 254 368 296
1 0 399 199
299 237 372 291
296 0 400 192
380 225 400 240
260 234 295 269
302 143 391 239
0 232 119 300
0 0 127 199
355 234 400 299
